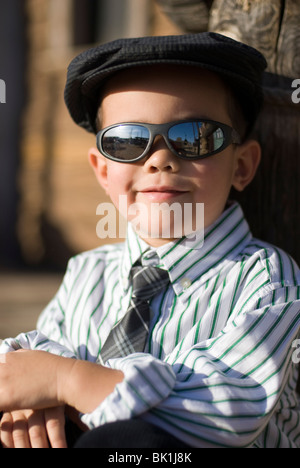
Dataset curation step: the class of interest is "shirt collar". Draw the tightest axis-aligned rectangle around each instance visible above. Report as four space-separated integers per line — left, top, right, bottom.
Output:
120 224 151 290
120 202 252 300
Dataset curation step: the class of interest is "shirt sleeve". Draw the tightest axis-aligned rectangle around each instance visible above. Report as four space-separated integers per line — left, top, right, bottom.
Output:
81 282 300 448
0 330 77 358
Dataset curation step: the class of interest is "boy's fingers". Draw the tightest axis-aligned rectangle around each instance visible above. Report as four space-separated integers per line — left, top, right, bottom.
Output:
27 410 49 448
45 406 67 448
0 412 14 448
0 408 67 449
1 411 31 448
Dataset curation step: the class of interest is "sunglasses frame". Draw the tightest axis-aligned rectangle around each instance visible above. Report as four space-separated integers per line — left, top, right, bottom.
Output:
96 119 242 164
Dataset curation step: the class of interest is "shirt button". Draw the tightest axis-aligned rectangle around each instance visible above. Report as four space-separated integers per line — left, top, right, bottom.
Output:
180 277 192 290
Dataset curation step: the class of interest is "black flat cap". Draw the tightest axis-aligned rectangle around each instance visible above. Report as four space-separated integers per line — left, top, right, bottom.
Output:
64 32 267 134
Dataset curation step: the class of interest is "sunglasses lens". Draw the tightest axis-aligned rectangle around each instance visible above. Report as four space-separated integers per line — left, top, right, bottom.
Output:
102 125 150 160
168 122 225 158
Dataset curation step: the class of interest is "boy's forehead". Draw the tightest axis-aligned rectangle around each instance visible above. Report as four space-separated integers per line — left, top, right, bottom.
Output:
99 65 231 127
101 64 226 97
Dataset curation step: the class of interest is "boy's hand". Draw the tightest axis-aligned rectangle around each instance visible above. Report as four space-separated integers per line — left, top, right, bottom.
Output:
0 407 67 448
0 350 71 411
0 349 124 414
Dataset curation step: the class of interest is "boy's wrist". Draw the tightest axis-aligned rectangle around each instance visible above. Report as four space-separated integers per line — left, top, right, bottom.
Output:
56 356 79 407
57 358 124 414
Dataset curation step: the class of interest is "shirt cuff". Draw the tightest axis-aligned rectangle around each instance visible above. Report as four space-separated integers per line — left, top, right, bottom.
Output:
81 353 176 429
0 330 77 359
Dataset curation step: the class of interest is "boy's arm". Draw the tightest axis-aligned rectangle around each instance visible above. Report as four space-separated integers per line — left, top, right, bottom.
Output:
0 350 123 415
0 351 123 448
1 287 299 448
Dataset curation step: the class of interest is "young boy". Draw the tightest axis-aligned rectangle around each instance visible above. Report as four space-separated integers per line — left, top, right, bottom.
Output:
0 33 300 449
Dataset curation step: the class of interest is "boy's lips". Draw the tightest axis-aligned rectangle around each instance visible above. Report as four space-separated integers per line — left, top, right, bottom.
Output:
138 186 189 202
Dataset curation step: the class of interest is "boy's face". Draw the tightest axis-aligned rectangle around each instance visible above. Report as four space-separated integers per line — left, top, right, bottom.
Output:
90 65 260 246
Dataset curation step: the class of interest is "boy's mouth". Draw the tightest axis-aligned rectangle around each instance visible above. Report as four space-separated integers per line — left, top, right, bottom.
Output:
139 186 189 202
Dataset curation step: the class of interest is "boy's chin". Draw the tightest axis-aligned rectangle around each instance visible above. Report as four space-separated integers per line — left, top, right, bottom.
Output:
125 199 205 246
131 222 204 248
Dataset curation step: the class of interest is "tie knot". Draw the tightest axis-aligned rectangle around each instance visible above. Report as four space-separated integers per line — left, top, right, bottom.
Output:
130 265 170 301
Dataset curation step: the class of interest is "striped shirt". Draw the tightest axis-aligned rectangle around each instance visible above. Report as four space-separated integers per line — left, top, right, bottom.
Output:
1 202 300 448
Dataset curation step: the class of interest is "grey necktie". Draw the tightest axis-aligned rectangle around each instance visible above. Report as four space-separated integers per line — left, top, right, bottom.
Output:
100 264 170 364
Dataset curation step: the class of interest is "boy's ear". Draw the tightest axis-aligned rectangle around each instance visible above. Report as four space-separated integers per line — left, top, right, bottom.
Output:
232 139 261 192
88 147 109 193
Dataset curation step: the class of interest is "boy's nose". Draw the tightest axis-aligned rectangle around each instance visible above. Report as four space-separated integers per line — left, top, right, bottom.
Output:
143 136 180 173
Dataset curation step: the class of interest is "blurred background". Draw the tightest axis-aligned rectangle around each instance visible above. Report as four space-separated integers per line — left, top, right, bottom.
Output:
0 0 299 340
0 0 181 339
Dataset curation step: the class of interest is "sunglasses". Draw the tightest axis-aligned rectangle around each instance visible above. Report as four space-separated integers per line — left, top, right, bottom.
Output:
96 119 241 163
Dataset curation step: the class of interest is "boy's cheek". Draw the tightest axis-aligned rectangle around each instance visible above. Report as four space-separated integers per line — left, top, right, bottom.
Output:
106 165 138 204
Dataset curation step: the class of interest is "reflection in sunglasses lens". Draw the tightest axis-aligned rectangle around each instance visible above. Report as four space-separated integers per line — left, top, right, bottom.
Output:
103 125 150 160
168 122 224 157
